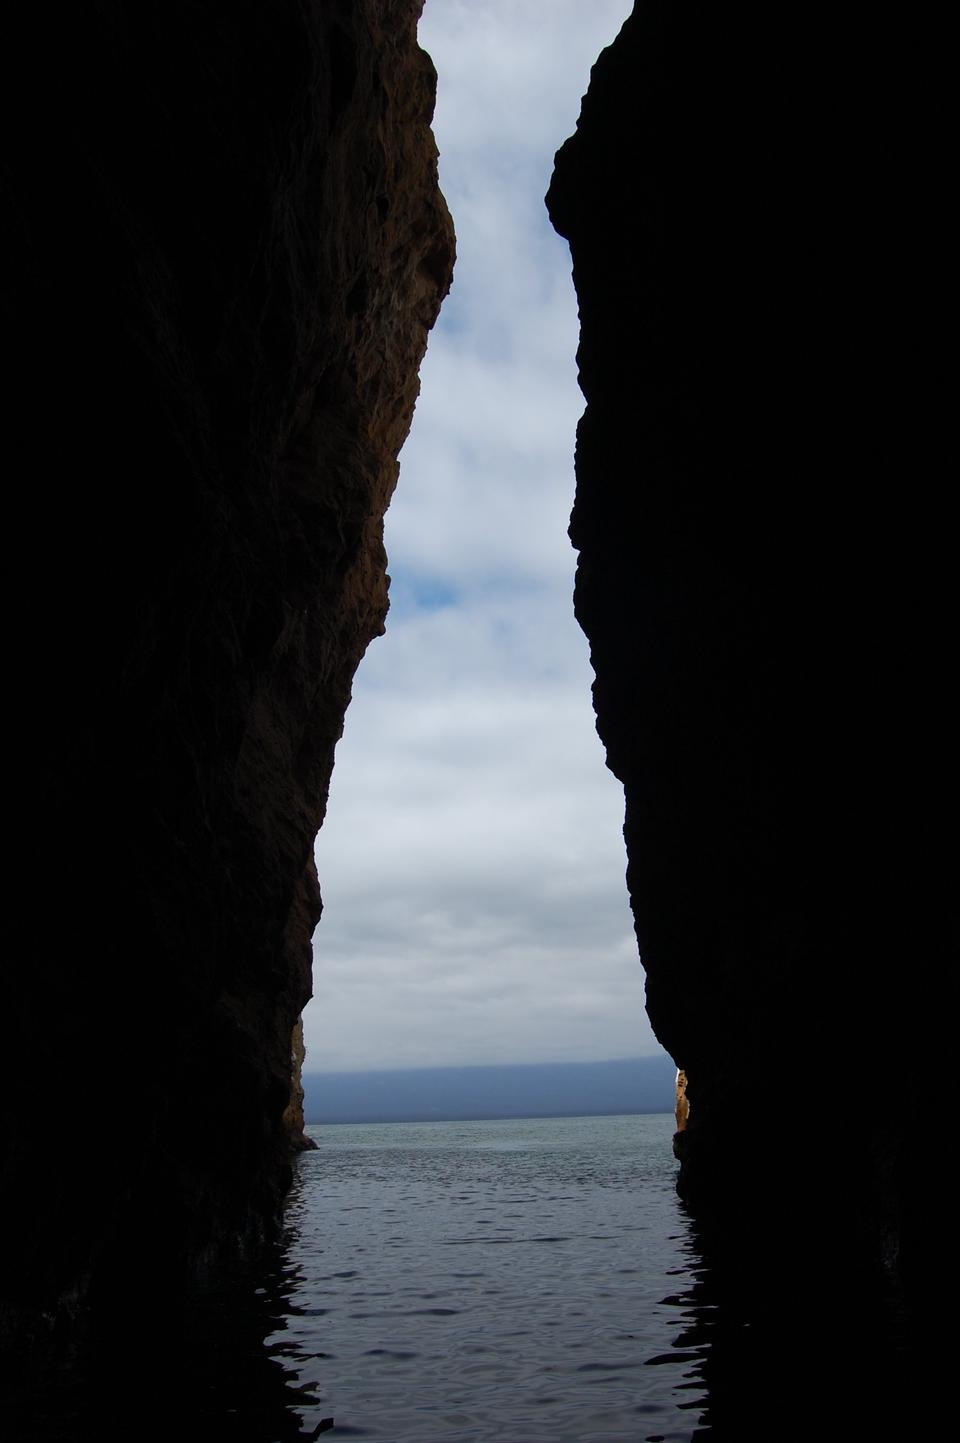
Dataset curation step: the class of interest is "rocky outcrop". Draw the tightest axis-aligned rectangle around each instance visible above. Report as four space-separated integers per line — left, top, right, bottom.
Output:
547 0 943 1307
283 1019 318 1152
2 0 451 1365
673 1069 688 1135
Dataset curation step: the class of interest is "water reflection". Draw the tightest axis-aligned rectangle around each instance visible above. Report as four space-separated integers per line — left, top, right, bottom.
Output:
3 1171 330 1443
650 1209 917 1443
150 1171 336 1442
5 1142 920 1441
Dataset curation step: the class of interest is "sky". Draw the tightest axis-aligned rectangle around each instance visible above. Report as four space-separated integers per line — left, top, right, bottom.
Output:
302 0 664 1074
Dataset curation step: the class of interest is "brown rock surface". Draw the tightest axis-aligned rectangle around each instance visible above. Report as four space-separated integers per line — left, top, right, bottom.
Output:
2 0 451 1364
282 1019 317 1152
673 1068 689 1135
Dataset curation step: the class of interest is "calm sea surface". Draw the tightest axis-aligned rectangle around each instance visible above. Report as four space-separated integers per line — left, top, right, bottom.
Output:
273 1113 706 1442
8 1111 919 1440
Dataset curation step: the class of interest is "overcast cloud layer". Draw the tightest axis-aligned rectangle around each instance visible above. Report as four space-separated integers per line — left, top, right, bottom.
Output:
303 0 663 1073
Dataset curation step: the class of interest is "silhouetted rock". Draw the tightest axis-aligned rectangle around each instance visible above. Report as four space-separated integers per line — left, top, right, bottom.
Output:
2 0 451 1369
547 0 945 1322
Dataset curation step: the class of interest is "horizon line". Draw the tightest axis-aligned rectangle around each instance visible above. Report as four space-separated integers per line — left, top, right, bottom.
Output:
302 1054 673 1077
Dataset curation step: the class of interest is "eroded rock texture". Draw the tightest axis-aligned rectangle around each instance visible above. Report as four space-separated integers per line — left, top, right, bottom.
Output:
548 0 944 1328
3 0 451 1364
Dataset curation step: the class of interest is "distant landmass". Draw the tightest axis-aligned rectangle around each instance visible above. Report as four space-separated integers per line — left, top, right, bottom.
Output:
302 1055 676 1124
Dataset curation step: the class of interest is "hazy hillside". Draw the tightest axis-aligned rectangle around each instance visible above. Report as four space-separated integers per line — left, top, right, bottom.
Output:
302 1055 676 1124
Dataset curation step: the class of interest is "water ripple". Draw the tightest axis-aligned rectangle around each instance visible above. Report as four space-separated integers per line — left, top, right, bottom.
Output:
269 1114 705 1442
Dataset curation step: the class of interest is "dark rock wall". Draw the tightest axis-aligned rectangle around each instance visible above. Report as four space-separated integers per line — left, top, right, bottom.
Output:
548 0 946 1300
3 0 452 1359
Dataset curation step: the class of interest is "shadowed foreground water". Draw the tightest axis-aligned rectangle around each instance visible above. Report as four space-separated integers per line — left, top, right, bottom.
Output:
4 1112 920 1440
264 1114 920 1442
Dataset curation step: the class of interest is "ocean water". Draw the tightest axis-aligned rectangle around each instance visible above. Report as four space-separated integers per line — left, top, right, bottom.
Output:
272 1113 706 1442
7 1110 919 1441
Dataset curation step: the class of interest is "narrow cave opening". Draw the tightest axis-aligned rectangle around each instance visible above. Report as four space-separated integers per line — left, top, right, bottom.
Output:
301 0 667 1127
3 1 932 1437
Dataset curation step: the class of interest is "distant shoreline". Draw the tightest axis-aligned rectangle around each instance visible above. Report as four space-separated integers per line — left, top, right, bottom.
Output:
302 1056 676 1127
306 1108 674 1127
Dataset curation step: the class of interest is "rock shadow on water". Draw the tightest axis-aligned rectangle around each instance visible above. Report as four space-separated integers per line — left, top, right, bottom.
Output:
2 1219 333 1443
648 1206 922 1443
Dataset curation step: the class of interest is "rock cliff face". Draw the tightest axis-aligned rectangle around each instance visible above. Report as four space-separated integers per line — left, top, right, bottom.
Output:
547 0 944 1303
3 0 451 1362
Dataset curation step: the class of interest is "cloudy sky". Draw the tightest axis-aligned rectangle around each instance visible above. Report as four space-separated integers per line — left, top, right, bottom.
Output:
303 0 664 1074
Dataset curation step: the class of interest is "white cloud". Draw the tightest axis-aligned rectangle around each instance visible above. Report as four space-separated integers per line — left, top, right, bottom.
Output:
303 0 657 1074
421 0 632 160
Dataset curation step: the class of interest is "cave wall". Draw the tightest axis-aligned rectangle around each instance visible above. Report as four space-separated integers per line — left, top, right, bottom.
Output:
3 0 947 1403
547 0 945 1295
3 0 452 1360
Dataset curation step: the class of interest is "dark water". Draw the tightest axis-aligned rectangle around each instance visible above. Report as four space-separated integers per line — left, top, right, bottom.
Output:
6 1112 921 1441
273 1114 704 1442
